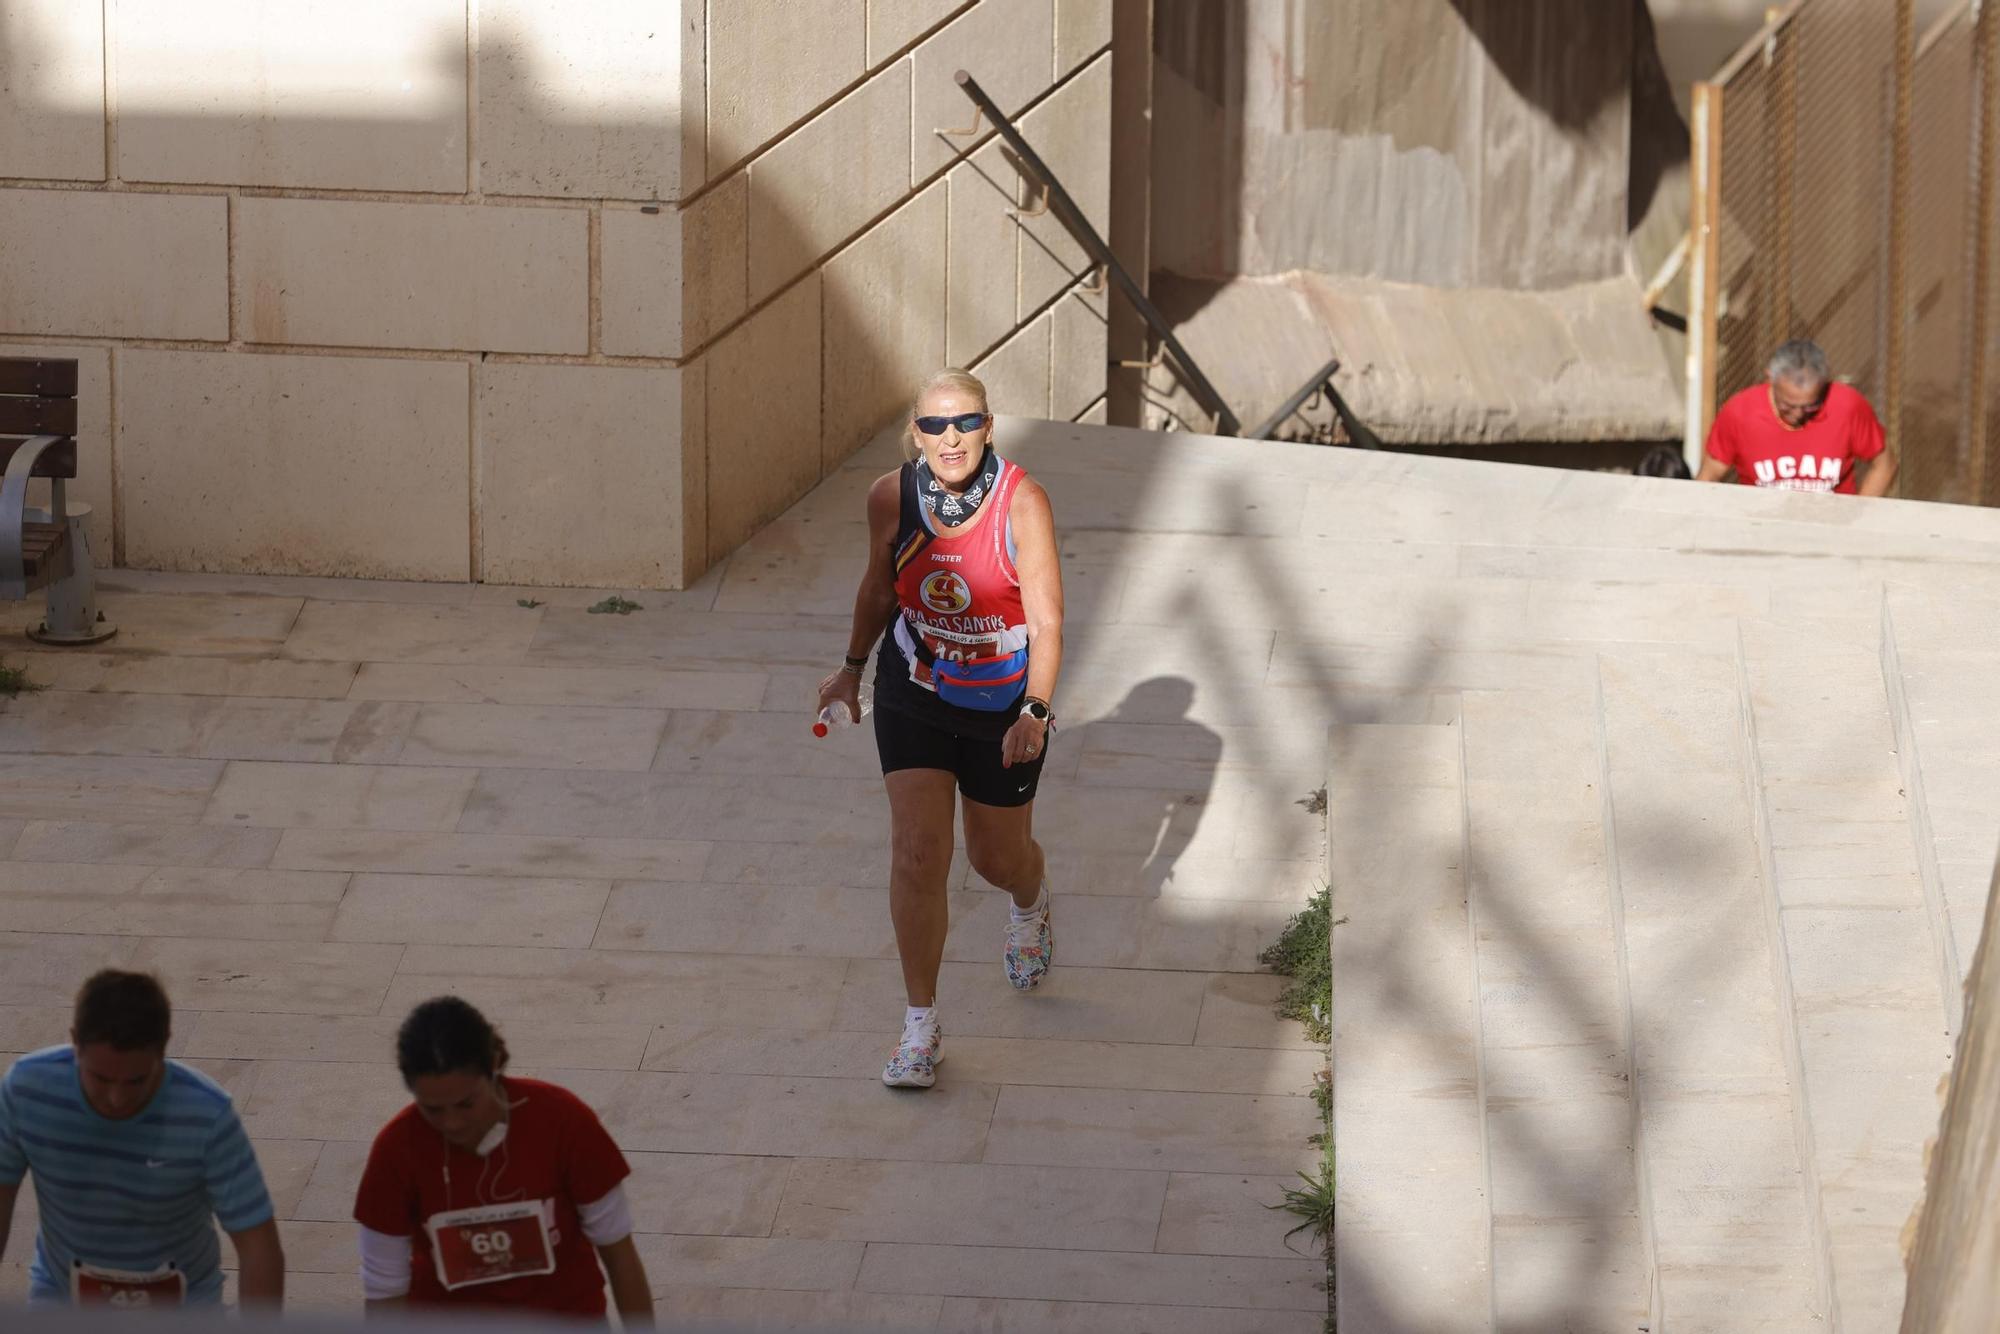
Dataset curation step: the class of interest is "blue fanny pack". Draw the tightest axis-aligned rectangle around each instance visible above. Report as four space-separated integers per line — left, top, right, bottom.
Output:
932 647 1030 712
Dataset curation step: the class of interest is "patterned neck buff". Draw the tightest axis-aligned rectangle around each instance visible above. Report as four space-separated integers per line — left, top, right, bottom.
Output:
915 443 1003 528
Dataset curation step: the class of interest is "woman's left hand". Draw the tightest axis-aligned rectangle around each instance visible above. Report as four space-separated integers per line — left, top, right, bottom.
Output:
1001 713 1048 769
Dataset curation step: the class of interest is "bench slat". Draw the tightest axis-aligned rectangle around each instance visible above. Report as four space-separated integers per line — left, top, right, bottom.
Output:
0 360 79 397
0 436 78 480
0 398 79 437
19 521 67 586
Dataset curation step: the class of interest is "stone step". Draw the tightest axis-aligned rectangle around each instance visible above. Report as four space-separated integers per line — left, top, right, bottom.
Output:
1459 690 1649 1332
1740 618 1955 1333
1329 721 1490 1334
1598 647 1823 1330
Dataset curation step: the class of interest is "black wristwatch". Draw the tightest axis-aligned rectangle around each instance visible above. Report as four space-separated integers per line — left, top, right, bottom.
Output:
1021 697 1053 724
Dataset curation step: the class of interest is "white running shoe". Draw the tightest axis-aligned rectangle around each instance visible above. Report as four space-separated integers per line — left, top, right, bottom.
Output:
881 1012 943 1089
1005 885 1054 990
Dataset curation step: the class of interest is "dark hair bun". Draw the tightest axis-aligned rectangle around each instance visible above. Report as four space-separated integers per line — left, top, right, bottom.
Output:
395 996 509 1084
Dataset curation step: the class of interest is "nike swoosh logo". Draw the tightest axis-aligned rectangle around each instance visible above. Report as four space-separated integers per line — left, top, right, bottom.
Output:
1017 784 1031 793
145 1159 168 1168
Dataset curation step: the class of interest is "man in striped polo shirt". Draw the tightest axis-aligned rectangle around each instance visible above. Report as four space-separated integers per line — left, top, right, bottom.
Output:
0 970 285 1308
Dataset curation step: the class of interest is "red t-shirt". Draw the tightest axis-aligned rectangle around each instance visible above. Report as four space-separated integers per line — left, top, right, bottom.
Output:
352 1078 630 1317
1705 381 1885 494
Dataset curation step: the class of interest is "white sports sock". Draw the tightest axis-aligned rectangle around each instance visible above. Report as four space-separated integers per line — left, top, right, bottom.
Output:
1010 883 1048 920
904 1005 937 1031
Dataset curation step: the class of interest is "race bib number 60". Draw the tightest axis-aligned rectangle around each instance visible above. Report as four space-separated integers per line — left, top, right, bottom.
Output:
424 1201 555 1291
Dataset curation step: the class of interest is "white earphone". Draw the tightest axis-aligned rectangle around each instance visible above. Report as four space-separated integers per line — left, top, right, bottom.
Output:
441 1079 510 1197
441 1084 527 1203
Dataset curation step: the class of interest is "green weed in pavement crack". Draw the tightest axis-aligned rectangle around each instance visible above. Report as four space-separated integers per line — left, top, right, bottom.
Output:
1262 885 1333 1045
1264 883 1335 1329
586 596 642 615
0 665 43 697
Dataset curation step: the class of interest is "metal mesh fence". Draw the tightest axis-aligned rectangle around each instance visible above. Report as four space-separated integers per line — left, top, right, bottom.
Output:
1977 6 2000 506
1689 0 2000 505
1702 1 1900 458
1908 7 1977 503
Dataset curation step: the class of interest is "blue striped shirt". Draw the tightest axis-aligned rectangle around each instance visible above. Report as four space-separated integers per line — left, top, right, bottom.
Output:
0 1046 274 1304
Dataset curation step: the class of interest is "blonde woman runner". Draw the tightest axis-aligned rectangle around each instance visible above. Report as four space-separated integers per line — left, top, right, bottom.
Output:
818 369 1066 1088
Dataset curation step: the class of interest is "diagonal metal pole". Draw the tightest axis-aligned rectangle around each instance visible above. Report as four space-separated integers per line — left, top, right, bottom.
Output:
953 69 1242 436
1248 359 1344 441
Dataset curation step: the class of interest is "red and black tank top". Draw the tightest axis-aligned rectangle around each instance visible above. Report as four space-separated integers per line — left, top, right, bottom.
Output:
874 456 1032 735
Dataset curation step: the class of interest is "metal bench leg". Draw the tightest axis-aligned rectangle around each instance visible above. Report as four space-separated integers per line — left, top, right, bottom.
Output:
28 486 115 646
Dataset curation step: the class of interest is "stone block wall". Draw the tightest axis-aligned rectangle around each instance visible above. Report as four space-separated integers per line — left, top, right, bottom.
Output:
692 0 1112 568
0 1 1110 588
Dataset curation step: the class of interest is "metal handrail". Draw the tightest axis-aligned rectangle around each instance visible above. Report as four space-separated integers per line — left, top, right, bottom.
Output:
1711 0 1807 86
1248 359 1340 441
953 69 1243 436
1248 359 1383 449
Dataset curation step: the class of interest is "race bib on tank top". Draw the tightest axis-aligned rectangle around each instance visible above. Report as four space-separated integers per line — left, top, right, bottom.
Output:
890 458 1031 711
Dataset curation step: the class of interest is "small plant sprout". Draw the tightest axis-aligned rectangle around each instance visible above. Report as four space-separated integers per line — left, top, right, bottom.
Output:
0 664 43 697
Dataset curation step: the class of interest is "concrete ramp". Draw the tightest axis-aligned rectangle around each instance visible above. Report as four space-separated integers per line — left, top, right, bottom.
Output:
1303 431 2000 1332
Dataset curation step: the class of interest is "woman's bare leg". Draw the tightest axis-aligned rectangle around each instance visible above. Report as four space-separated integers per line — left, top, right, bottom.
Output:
885 768 960 1005
961 794 1044 908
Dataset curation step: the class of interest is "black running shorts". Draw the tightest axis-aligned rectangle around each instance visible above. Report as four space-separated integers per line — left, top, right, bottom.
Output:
874 700 1049 807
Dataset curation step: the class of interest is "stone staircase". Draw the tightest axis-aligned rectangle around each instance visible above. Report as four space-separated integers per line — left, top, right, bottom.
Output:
1334 611 1972 1333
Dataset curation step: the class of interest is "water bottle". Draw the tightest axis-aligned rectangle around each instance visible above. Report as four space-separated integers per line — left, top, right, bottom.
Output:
813 683 873 737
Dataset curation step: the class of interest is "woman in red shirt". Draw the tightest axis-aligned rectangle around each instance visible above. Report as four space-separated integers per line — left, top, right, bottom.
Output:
351 997 653 1324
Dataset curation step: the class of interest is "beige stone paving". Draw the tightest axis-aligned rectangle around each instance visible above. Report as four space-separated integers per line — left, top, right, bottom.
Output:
26 417 1998 1326
0 426 1330 1323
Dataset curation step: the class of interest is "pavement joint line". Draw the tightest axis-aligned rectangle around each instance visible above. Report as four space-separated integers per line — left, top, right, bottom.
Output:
1594 654 1663 1332
1735 618 1844 1326
1879 587 1964 1035
1454 700 1501 1332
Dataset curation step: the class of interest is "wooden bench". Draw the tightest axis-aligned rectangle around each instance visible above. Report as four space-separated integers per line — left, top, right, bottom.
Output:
0 357 114 644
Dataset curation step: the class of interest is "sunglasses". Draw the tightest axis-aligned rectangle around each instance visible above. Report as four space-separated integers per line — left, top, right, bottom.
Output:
915 412 990 436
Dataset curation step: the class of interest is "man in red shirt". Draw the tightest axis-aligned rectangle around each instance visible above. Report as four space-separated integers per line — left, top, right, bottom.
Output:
1698 339 1898 497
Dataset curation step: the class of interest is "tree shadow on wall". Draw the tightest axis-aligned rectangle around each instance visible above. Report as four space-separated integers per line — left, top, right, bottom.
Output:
1448 0 1692 235
1445 0 1632 131
0 8 967 593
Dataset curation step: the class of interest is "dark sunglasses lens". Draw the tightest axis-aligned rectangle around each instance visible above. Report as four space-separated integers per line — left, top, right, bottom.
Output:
916 413 987 435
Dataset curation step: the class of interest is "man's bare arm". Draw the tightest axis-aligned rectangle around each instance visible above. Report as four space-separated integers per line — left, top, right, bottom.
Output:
0 1181 18 1264
227 1218 286 1310
1696 455 1732 483
1859 445 1899 498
